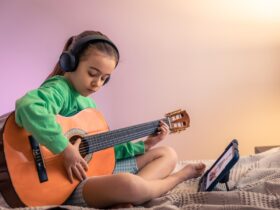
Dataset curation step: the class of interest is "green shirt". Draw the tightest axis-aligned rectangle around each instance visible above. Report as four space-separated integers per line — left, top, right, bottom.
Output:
15 75 145 160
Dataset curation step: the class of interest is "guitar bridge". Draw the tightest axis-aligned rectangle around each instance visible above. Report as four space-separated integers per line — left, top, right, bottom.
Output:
29 136 48 183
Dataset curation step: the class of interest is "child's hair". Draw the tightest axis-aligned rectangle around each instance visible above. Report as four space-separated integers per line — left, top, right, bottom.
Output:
46 31 119 79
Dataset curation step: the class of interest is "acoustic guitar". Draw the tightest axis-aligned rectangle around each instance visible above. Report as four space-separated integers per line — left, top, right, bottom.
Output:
0 108 189 207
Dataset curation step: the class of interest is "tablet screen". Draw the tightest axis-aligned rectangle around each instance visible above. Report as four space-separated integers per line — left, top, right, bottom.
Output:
205 145 234 189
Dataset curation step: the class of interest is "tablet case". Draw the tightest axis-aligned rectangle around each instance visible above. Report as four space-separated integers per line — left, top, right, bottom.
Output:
198 139 239 192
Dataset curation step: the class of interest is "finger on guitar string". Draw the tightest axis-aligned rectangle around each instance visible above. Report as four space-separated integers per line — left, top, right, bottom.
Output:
62 141 88 183
160 120 170 132
76 163 88 180
156 121 169 135
80 159 89 171
71 165 84 181
66 166 74 183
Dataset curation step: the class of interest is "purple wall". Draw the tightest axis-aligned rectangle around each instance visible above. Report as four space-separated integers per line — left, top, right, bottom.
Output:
0 1 117 117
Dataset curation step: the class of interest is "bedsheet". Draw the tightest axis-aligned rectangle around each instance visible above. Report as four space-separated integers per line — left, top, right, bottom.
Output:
0 147 280 210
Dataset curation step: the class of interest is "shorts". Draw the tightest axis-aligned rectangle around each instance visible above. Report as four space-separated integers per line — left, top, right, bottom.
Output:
65 157 138 206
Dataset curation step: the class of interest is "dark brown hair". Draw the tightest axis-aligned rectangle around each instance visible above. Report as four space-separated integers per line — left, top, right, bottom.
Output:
46 31 119 79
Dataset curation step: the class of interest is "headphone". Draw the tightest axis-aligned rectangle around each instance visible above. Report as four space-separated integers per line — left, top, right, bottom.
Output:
59 34 119 85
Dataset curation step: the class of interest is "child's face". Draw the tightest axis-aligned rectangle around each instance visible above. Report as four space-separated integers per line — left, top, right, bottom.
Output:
65 48 116 96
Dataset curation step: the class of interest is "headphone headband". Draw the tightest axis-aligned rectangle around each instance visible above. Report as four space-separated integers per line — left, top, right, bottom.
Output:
70 34 119 58
59 34 119 73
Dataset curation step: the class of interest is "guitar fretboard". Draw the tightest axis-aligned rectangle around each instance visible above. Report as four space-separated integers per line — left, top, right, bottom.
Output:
81 118 169 154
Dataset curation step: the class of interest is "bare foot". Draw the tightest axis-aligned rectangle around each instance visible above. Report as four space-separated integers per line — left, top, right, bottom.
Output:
176 162 206 181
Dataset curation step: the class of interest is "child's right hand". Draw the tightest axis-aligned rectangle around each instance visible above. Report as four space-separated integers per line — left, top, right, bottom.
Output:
62 139 88 183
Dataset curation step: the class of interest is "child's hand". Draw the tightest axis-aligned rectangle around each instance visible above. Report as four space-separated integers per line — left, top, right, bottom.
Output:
144 121 169 151
62 139 88 183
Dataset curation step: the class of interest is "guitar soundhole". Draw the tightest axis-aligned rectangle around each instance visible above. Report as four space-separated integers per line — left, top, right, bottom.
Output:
69 135 89 158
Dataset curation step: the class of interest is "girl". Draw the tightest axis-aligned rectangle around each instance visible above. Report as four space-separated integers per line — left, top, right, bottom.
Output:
15 30 206 208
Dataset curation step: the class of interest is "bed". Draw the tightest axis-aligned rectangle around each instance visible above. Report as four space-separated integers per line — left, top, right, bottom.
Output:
0 146 279 210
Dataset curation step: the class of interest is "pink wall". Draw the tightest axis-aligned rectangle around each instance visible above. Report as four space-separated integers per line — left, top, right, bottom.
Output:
1 1 280 159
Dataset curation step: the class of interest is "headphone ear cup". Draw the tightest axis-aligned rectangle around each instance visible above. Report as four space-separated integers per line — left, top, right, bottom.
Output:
59 52 77 72
103 76 110 85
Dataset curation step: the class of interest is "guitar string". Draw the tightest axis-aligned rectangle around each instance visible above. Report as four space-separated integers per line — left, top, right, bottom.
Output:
34 118 174 163
79 121 161 153
33 118 175 163
41 126 158 164
34 119 163 162
41 126 159 163
32 119 158 156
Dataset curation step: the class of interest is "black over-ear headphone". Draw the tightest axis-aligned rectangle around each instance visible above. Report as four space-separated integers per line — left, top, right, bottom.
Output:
59 34 119 85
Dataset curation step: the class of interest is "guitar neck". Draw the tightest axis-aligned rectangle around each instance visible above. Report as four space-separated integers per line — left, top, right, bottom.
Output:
82 118 169 154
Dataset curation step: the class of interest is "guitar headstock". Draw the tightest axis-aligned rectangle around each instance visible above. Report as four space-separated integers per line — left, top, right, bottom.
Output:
165 109 190 133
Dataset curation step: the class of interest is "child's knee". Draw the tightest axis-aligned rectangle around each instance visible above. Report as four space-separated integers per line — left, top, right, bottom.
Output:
156 146 178 166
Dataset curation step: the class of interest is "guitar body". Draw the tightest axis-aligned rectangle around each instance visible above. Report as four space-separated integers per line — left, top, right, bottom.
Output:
0 108 115 207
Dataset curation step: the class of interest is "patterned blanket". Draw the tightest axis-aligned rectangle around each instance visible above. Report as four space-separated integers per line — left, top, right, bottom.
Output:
1 147 280 210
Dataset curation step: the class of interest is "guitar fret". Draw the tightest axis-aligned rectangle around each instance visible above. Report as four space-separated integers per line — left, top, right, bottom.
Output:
85 127 158 154
87 120 160 142
91 124 157 149
82 118 169 154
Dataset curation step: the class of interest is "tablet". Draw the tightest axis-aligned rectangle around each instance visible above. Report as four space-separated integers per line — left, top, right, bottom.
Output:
198 139 239 192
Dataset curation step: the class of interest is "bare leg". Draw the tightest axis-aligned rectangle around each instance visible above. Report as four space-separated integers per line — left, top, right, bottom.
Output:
83 162 206 208
136 146 178 180
110 146 178 208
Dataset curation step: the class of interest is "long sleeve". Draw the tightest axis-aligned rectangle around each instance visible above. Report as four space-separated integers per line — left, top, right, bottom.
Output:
15 86 69 154
15 76 97 154
114 141 145 160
